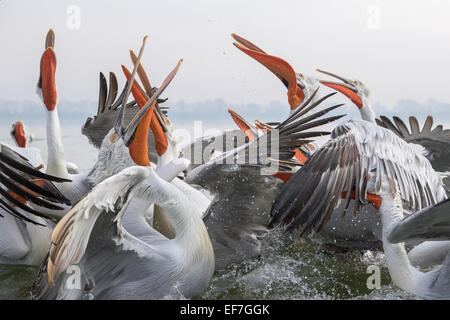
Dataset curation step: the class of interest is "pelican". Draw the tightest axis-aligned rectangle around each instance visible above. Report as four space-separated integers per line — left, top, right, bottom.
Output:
179 33 320 168
81 48 181 166
31 159 214 300
268 119 449 299
186 89 345 270
36 29 177 206
317 69 450 173
31 47 214 299
8 120 78 175
10 121 34 148
232 34 319 114
231 36 382 247
318 69 450 253
4 121 44 170
36 29 86 203
121 62 211 238
0 33 178 268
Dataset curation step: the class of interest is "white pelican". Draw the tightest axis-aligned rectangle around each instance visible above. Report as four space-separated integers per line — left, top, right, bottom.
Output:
31 160 214 300
81 48 181 167
317 69 376 123
4 121 44 170
318 69 450 253
121 62 211 238
36 30 176 207
10 121 34 148
231 36 382 248
179 33 320 167
0 33 178 268
186 89 345 270
31 57 215 299
232 34 319 114
317 69 450 173
8 120 78 175
268 119 449 298
36 29 86 203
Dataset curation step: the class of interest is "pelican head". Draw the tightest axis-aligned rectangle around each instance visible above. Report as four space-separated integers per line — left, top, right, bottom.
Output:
10 120 30 148
90 37 182 184
317 69 371 108
232 34 316 112
121 62 183 167
37 29 57 111
127 49 183 166
317 69 374 122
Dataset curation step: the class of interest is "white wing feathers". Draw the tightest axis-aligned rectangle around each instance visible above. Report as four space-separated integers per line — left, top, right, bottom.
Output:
47 166 151 286
269 119 445 234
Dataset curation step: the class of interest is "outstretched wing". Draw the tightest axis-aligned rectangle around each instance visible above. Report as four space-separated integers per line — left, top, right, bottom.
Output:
212 89 346 175
81 72 139 148
186 88 346 268
377 115 450 172
388 199 450 243
31 166 177 299
269 119 442 235
0 144 71 225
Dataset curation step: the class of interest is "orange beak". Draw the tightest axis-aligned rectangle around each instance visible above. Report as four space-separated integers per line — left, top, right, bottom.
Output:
320 81 363 109
228 109 257 141
39 29 57 111
13 121 27 148
122 65 155 167
232 35 304 110
317 69 363 109
129 51 169 157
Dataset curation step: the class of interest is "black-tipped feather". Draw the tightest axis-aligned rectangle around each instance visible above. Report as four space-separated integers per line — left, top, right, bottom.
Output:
0 146 71 183
82 72 139 148
0 144 71 224
377 115 450 172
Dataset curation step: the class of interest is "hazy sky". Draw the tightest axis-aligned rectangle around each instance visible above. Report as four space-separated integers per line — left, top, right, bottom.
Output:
1 0 450 108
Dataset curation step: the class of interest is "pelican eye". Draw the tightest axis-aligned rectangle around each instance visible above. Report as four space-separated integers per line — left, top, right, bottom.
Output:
110 133 119 143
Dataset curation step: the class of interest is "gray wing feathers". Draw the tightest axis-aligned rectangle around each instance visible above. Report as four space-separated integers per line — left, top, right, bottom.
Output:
388 199 450 243
269 120 440 235
377 115 450 172
82 72 138 148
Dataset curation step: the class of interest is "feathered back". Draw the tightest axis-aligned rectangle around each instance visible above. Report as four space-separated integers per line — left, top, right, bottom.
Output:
269 119 446 235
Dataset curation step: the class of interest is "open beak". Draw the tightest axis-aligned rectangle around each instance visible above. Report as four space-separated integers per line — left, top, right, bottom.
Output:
130 49 171 131
38 29 57 111
228 109 257 141
11 121 27 148
119 50 182 162
254 120 273 134
317 69 363 109
232 34 305 110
